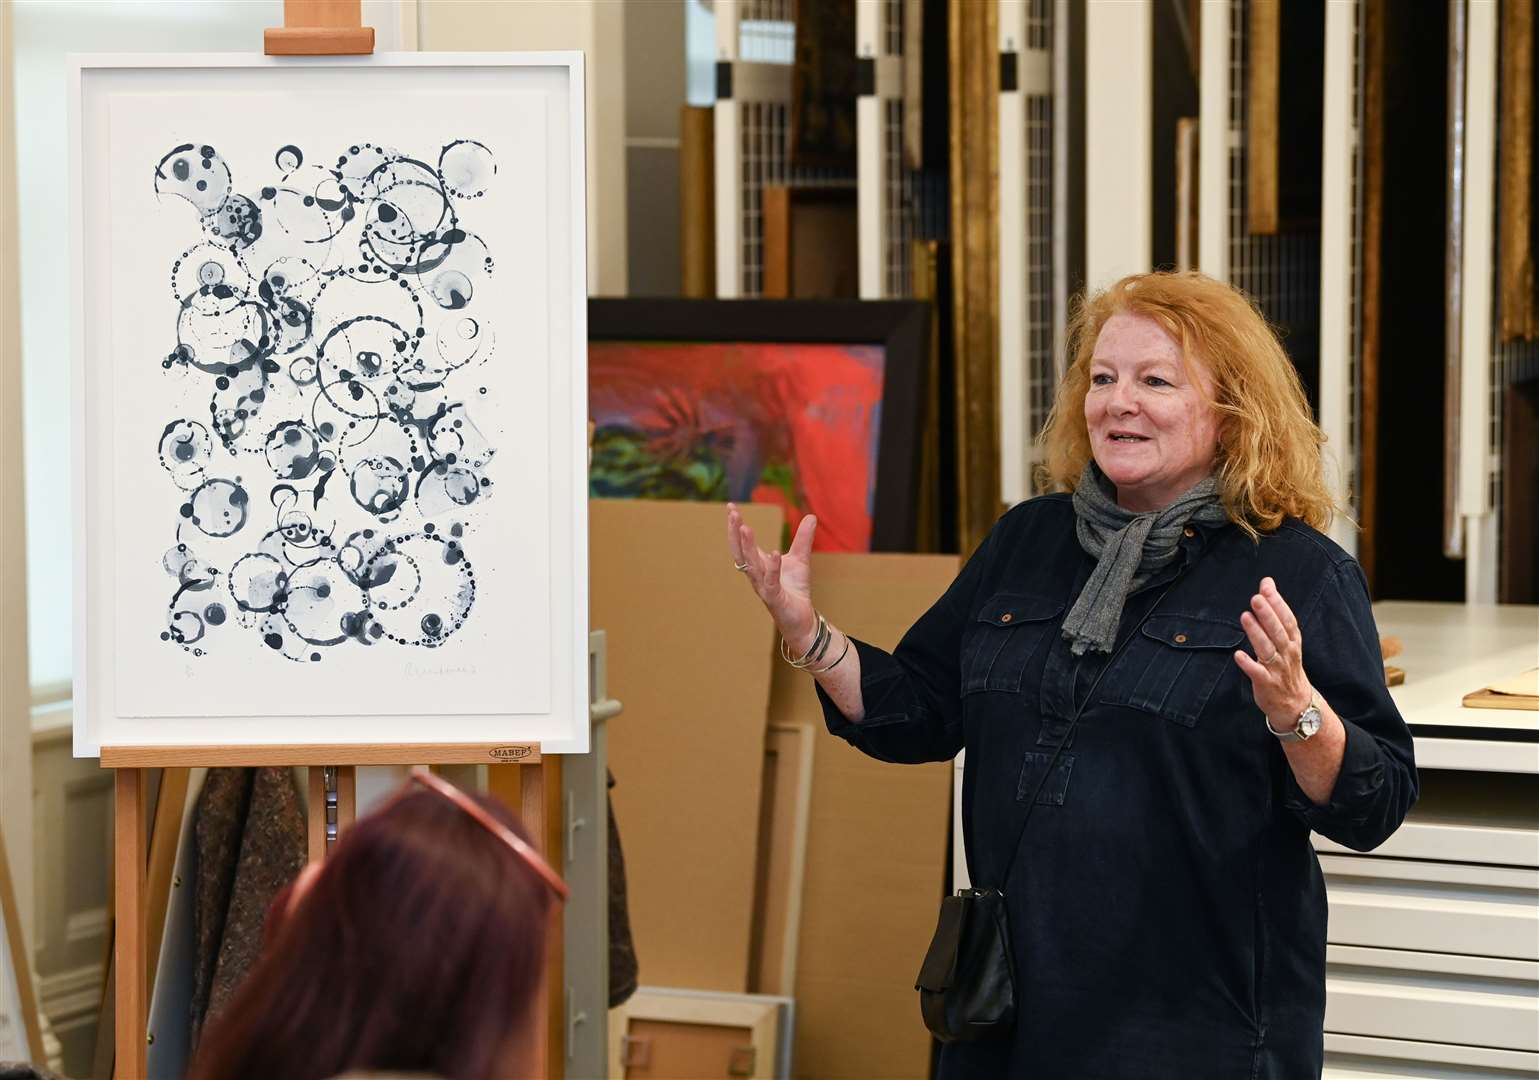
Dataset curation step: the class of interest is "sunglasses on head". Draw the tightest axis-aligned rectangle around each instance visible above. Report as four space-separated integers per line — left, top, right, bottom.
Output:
408 767 570 901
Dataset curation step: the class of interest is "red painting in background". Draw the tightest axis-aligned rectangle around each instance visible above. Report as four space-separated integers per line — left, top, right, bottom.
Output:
589 340 886 552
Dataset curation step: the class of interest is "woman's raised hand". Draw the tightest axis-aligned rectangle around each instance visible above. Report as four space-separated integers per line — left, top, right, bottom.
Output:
726 502 818 651
1233 576 1315 724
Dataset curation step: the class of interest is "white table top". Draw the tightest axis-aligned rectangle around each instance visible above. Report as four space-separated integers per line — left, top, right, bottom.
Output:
1372 602 1539 735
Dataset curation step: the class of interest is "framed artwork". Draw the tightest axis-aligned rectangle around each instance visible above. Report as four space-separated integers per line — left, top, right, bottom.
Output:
70 53 589 755
588 299 929 552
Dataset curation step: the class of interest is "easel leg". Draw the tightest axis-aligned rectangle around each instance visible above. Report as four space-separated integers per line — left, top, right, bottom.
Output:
307 765 360 863
307 767 326 863
489 760 563 1079
113 768 147 1079
536 760 564 1080
521 762 549 1079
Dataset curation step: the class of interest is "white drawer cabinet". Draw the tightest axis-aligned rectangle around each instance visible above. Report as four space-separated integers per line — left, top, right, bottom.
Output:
1320 603 1539 1074
1319 855 1539 960
1324 1033 1539 1078
1324 945 1539 1052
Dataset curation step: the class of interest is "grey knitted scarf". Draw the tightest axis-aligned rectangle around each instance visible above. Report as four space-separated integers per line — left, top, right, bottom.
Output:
1062 463 1229 655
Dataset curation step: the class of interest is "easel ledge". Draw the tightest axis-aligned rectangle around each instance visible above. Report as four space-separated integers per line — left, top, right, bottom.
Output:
100 742 542 768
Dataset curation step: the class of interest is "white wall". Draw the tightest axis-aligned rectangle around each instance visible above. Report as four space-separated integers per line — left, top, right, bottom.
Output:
418 0 627 296
1084 0 1152 288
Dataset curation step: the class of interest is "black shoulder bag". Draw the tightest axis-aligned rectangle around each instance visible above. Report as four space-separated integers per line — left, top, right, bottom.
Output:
915 583 1175 1043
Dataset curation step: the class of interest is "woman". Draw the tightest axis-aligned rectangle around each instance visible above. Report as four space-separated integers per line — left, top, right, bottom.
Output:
189 770 566 1080
727 271 1416 1077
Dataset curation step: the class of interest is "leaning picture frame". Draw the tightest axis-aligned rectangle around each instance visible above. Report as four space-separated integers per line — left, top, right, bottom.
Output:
70 53 590 757
588 299 930 552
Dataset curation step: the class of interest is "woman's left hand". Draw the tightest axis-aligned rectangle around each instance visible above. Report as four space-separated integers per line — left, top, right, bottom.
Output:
1233 577 1314 725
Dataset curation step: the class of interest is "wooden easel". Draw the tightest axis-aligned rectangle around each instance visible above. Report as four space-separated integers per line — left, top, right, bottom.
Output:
104 5 563 1077
108 749 558 1078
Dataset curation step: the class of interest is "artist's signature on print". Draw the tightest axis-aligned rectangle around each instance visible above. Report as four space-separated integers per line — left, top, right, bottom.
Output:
403 661 479 679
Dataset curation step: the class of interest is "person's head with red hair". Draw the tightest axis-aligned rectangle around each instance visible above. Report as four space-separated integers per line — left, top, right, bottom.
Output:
190 772 561 1080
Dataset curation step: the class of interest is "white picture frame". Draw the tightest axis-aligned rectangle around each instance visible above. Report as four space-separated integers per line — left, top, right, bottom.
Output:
69 53 589 756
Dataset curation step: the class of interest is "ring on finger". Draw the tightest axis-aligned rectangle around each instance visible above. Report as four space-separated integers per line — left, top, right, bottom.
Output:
1261 650 1280 665
733 561 750 572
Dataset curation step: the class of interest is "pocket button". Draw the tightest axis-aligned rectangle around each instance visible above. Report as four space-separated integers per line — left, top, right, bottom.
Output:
1174 632 1188 643
1000 613 1013 623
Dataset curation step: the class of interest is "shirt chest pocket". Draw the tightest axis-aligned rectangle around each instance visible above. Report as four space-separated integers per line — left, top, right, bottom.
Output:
961 593 1064 694
1096 614 1245 726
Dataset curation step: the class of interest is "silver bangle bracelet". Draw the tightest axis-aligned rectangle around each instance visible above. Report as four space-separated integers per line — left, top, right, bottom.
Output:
807 631 851 675
780 613 829 669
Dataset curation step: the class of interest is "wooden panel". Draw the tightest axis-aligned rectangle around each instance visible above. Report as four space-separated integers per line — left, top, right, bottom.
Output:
1247 0 1281 234
910 240 946 555
1499 0 1536 342
100 743 540 768
1319 855 1539 960
771 553 959 1079
596 500 782 991
763 186 792 299
1246 0 1324 235
681 105 716 299
948 0 1000 555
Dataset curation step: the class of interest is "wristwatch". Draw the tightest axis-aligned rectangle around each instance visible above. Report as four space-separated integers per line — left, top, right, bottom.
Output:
1266 696 1322 743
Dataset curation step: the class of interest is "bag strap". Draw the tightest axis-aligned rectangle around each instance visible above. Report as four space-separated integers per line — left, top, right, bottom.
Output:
995 580 1176 894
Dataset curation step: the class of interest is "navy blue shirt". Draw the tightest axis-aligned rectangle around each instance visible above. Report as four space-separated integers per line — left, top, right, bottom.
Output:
816 495 1417 1079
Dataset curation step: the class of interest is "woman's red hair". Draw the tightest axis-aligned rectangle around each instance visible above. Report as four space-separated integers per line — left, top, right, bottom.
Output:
189 786 553 1080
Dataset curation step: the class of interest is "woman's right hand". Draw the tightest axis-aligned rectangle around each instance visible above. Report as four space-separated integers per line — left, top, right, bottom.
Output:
726 502 819 653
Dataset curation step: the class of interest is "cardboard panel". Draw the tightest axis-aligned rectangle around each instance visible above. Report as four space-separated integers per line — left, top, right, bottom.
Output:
594 499 782 991
768 552 959 1080
749 724 814 997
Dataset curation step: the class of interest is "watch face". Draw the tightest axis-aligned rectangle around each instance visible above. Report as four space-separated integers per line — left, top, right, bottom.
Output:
1299 706 1322 738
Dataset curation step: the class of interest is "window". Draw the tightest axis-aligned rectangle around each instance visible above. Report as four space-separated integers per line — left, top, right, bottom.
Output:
13 1 283 690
